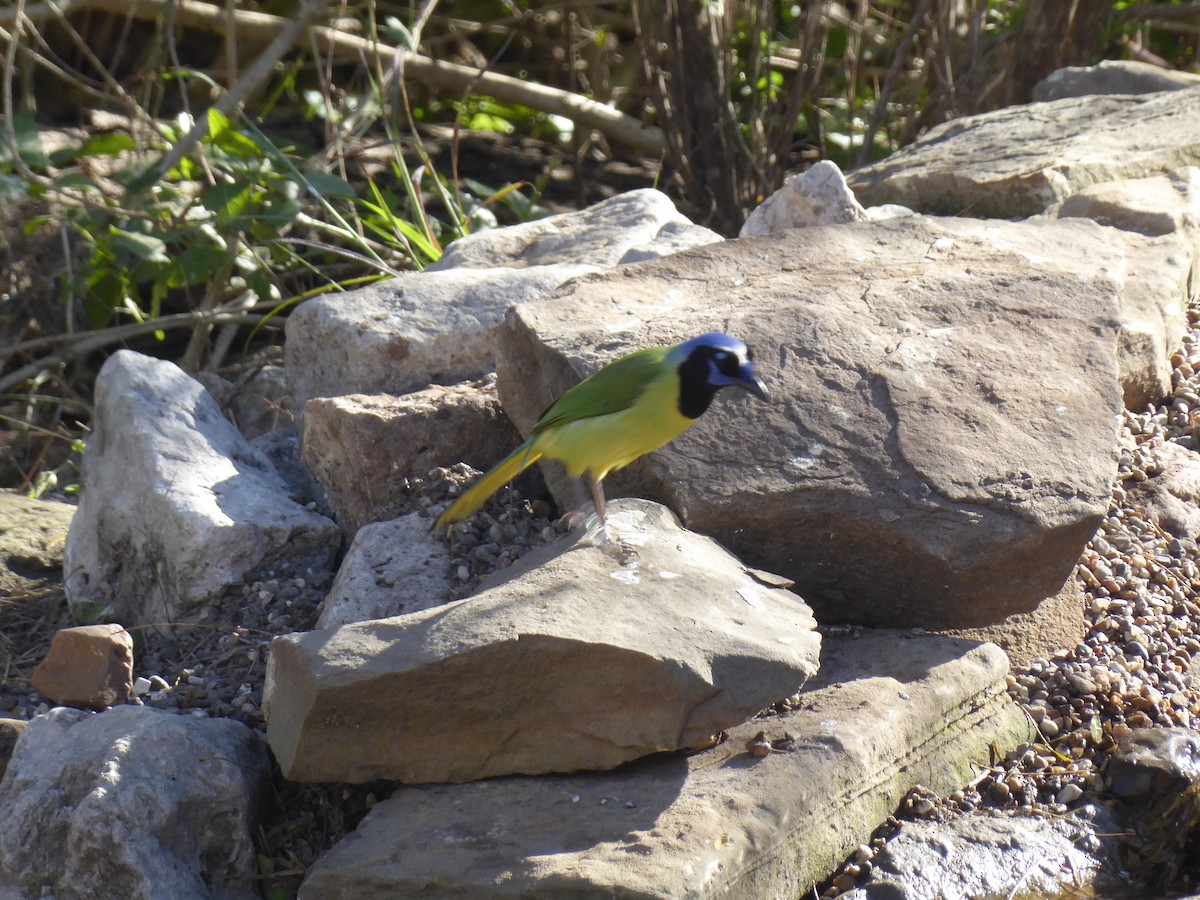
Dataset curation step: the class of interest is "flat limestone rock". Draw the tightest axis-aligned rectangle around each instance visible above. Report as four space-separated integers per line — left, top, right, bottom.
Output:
496 216 1123 630
263 500 820 783
848 86 1200 218
0 492 74 595
63 351 340 624
1044 166 1200 409
285 263 598 405
429 188 722 270
1033 60 1200 103
297 632 1030 899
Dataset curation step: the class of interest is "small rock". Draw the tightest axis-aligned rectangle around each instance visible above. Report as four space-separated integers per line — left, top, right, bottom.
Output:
1057 783 1084 805
30 624 134 711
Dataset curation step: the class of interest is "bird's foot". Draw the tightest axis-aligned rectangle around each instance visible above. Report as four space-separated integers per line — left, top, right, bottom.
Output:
602 540 640 564
580 517 639 563
559 508 591 531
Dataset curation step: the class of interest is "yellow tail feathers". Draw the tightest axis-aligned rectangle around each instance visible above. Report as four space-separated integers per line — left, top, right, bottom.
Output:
435 441 543 530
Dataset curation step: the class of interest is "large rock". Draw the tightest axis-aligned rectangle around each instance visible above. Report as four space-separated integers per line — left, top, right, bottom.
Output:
494 216 1123 629
300 379 521 536
285 263 597 405
64 351 340 624
296 632 1030 898
0 705 269 899
263 500 821 783
429 188 722 270
848 86 1200 219
285 191 722 406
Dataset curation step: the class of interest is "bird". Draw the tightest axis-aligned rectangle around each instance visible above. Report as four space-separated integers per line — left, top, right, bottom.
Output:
434 332 769 535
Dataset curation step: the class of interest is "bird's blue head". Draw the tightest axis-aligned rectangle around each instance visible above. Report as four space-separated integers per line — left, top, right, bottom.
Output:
672 332 770 418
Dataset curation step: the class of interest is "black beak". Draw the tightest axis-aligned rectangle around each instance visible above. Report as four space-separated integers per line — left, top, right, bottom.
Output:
736 363 770 402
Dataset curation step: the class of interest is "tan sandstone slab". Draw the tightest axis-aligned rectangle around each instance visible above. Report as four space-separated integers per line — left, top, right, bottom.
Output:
495 216 1123 632
264 500 821 783
298 632 1030 899
299 379 522 537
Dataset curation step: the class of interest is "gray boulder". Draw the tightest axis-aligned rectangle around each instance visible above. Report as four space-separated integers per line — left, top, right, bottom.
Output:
64 351 340 624
0 705 269 900
844 804 1127 900
315 513 449 629
263 500 820 783
494 216 1122 631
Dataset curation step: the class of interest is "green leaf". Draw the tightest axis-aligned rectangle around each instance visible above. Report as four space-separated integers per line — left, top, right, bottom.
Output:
245 267 276 305
7 111 49 169
170 242 228 286
382 16 417 51
77 132 138 158
203 180 256 224
297 171 356 200
51 170 97 191
111 228 170 265
254 194 302 232
205 108 263 161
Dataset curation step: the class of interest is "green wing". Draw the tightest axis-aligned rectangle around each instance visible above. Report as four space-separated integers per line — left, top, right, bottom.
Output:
531 345 673 435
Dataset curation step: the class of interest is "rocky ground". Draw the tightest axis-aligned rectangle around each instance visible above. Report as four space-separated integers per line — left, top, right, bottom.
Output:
4 187 1200 898
4 318 1200 896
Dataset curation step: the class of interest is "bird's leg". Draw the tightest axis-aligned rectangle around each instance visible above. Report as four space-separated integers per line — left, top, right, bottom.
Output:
586 472 607 526
582 472 638 563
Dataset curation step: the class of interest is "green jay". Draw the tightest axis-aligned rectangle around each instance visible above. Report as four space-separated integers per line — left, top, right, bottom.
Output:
435 332 770 532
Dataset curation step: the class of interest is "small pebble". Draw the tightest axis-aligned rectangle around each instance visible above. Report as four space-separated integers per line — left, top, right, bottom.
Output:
1056 783 1084 805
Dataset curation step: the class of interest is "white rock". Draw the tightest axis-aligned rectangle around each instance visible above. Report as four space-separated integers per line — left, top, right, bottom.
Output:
64 351 341 624
429 188 722 270
741 160 869 236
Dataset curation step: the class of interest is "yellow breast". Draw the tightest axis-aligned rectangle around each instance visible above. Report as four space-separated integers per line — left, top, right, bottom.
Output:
530 373 692 480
